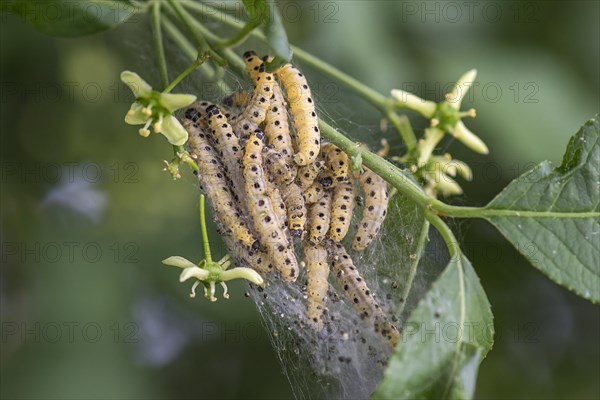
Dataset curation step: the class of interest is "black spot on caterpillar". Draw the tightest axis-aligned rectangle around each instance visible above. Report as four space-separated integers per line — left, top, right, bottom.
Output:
280 182 307 238
243 129 299 281
329 179 356 242
275 63 320 166
305 181 325 205
205 105 247 209
263 146 296 186
328 241 399 347
233 62 274 138
353 167 389 251
183 118 258 251
246 53 296 184
304 243 329 331
297 159 324 190
321 143 349 183
307 189 332 246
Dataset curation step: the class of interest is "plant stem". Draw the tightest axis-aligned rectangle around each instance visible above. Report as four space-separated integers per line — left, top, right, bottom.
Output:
397 219 430 317
161 14 197 60
199 195 213 263
425 209 460 259
163 57 204 93
218 20 261 49
182 1 418 151
166 0 228 67
151 2 169 89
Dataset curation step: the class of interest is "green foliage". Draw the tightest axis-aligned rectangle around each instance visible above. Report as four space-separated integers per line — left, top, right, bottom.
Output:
484 115 600 303
241 0 292 62
373 254 493 400
1 0 136 37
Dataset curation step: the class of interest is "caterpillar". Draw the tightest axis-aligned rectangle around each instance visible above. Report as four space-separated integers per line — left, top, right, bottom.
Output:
233 62 274 138
353 167 389 251
183 117 258 251
307 189 332 246
304 243 329 331
329 179 356 242
328 241 399 347
305 181 325 205
244 52 297 185
186 100 233 130
223 91 251 109
321 143 349 184
280 182 307 238
275 63 320 166
265 177 288 232
263 146 296 186
205 105 248 207
243 129 299 281
297 159 325 190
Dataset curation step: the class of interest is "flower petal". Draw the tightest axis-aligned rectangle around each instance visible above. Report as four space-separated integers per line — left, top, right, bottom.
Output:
179 266 210 282
124 103 148 125
452 120 489 154
162 256 197 270
391 89 436 118
120 71 153 98
160 93 197 113
160 115 189 146
447 69 477 109
220 267 264 285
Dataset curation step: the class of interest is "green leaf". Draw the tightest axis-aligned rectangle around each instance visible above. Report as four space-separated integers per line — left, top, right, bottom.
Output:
242 0 267 23
483 115 600 303
262 3 292 62
1 0 136 37
372 254 494 400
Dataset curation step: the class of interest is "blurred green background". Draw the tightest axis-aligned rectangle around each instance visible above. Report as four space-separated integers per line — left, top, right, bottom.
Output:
1 1 598 399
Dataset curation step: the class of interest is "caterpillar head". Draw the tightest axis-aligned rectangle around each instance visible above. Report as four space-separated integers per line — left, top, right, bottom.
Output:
185 108 200 122
243 50 257 60
205 104 220 118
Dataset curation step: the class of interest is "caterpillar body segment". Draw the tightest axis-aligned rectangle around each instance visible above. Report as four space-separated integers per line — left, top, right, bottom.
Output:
307 189 332 246
304 244 330 331
186 100 233 131
280 182 307 238
328 242 399 347
233 64 274 138
329 179 356 242
183 117 258 251
353 167 389 251
263 146 296 185
321 143 349 184
243 130 299 281
265 177 288 231
275 63 320 166
205 105 246 202
224 236 274 275
245 52 297 184
305 181 325 205
223 91 251 109
297 160 324 190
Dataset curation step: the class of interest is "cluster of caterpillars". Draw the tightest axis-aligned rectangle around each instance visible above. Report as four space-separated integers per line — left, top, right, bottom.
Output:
182 51 399 347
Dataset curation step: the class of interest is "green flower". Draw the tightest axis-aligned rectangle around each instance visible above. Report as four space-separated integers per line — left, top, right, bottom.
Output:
163 254 264 302
421 153 473 198
391 69 488 155
121 71 196 146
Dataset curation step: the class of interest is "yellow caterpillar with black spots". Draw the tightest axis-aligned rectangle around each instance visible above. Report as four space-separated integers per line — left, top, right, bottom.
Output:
183 113 258 251
275 63 320 166
307 189 332 246
328 241 399 347
304 243 329 331
233 61 274 138
280 182 307 238
329 179 356 242
353 167 389 251
243 129 299 281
